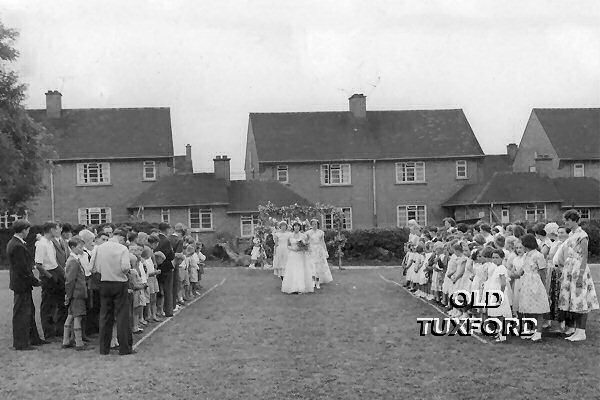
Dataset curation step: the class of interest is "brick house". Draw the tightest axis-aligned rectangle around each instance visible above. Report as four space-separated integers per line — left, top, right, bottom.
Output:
244 94 488 229
512 108 600 180
25 91 192 225
128 155 310 244
444 108 600 223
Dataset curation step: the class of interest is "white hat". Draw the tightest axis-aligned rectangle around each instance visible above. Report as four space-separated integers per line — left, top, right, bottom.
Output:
544 222 559 236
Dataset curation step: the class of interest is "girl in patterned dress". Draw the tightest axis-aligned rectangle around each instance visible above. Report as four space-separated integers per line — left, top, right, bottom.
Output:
442 241 458 311
273 221 291 280
449 243 469 318
430 242 446 304
404 243 417 290
411 244 426 296
556 210 599 342
487 249 512 342
508 240 525 316
515 234 550 341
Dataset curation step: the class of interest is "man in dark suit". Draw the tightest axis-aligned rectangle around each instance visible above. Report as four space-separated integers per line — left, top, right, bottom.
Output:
7 220 47 350
156 223 175 317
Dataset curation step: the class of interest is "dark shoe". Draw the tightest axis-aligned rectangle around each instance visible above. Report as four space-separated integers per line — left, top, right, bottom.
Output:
32 340 51 346
15 346 37 351
164 314 174 318
62 343 74 349
133 329 144 334
75 344 94 351
119 349 137 356
82 337 91 343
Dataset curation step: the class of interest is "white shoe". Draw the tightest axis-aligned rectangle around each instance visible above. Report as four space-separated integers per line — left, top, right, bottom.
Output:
566 329 586 342
248 264 256 269
315 283 321 289
530 332 542 342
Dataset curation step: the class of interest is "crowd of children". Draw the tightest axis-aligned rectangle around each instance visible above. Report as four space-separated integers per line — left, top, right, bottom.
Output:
402 210 599 343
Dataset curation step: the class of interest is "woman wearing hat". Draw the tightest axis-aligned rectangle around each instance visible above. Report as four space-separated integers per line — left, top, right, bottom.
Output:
273 221 291 280
307 219 333 288
281 221 314 294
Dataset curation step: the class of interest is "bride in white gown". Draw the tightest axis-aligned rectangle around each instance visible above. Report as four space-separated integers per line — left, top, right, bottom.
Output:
281 221 314 294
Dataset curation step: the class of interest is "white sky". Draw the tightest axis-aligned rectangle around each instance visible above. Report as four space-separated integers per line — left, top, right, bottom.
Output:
2 0 599 176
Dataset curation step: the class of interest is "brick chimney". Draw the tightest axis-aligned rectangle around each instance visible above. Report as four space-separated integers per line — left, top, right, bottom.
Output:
185 144 192 162
507 143 518 162
214 155 231 184
45 90 62 118
349 93 366 119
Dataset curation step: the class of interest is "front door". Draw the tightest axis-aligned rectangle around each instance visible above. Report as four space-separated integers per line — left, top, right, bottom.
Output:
501 209 510 224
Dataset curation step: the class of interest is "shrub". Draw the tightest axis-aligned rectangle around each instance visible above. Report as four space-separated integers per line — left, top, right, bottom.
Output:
324 228 409 261
582 219 600 257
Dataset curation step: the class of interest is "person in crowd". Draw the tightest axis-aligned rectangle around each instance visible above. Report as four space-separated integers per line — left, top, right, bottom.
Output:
62 237 92 351
194 243 206 293
156 223 175 318
90 229 134 355
128 244 147 334
141 247 160 322
169 223 185 312
411 244 425 295
556 210 599 341
480 224 494 244
431 242 447 304
35 221 67 341
307 219 333 289
78 229 97 339
281 221 314 294
8 220 46 350
514 234 550 341
486 249 512 342
102 225 114 238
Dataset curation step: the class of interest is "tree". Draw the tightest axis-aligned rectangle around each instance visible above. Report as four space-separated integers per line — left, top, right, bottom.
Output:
0 21 54 214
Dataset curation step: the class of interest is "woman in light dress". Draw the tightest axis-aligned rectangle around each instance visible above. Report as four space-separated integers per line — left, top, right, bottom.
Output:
281 221 314 294
556 210 599 342
307 219 333 289
486 249 513 342
273 221 291 281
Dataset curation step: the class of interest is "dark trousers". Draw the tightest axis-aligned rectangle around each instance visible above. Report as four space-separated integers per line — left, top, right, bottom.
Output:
172 266 179 305
99 281 131 355
85 288 101 336
40 270 67 339
13 291 42 349
159 270 174 317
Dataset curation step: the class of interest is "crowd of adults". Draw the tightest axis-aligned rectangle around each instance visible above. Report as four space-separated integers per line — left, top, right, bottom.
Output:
7 221 205 354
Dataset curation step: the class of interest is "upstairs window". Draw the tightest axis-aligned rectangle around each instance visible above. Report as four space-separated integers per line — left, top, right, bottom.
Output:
143 161 157 181
396 162 426 183
456 160 468 179
77 162 110 185
321 164 351 185
574 163 585 177
276 165 288 183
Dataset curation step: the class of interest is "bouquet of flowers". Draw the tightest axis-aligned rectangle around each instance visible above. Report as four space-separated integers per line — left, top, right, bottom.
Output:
296 239 309 252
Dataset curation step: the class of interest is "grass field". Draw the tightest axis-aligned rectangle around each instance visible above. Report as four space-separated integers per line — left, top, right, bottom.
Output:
0 266 599 400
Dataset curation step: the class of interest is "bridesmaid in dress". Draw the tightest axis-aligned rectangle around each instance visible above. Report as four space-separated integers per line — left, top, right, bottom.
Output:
272 221 291 281
556 210 599 342
307 219 333 289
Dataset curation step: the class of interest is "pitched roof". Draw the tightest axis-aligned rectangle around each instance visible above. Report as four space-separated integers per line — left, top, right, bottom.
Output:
250 110 484 162
480 154 513 180
443 172 563 206
533 108 600 160
28 108 174 160
128 174 311 212
553 177 600 207
227 181 311 213
129 174 229 208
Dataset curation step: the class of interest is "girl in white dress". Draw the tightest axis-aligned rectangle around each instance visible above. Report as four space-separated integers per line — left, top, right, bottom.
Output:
307 219 333 288
411 244 425 296
487 249 512 342
281 222 314 294
404 243 416 289
449 243 468 318
273 221 291 280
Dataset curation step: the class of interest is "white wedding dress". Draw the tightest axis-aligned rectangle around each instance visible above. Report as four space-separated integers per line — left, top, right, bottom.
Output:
281 234 314 294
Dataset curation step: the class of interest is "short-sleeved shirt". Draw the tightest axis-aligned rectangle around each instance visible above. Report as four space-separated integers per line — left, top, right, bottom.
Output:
34 236 58 271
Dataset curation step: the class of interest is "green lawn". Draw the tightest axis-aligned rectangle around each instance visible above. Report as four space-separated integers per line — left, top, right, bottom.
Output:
0 266 599 399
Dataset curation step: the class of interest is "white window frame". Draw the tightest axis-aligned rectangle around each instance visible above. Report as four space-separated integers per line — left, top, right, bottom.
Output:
395 162 426 183
529 166 537 173
573 163 585 177
525 204 546 222
78 207 112 225
160 208 170 224
77 162 110 185
276 165 289 183
323 207 352 230
456 160 468 179
320 164 351 186
501 206 510 224
143 161 157 181
576 208 590 220
240 214 259 237
189 207 213 231
397 205 427 227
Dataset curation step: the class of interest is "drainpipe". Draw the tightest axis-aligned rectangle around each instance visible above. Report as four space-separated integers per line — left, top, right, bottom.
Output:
49 161 55 221
372 160 377 227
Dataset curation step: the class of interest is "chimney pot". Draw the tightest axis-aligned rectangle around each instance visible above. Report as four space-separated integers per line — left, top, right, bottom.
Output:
45 90 62 119
506 143 518 162
349 93 366 119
